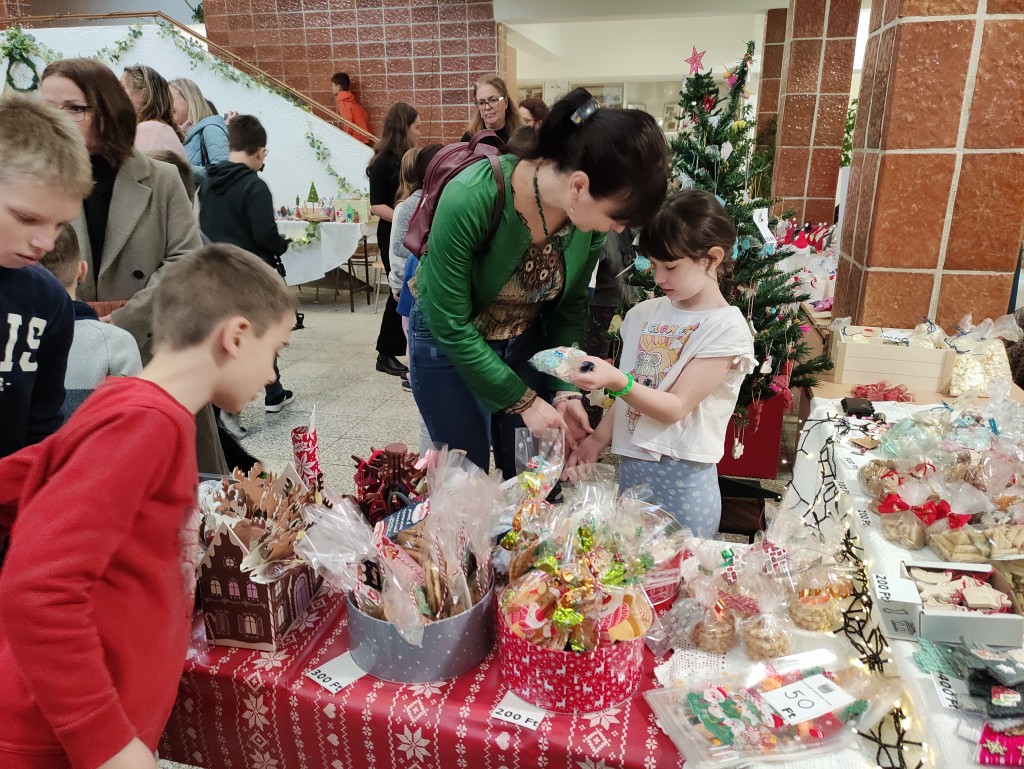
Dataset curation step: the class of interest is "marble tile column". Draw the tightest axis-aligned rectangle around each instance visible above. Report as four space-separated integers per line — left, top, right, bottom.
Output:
836 0 1024 329
772 0 861 225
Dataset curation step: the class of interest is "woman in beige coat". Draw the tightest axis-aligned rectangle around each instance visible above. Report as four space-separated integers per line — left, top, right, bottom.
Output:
40 58 226 474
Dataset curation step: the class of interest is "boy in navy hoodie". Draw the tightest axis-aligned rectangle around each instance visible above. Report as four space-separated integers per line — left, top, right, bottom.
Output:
199 115 294 416
0 95 93 458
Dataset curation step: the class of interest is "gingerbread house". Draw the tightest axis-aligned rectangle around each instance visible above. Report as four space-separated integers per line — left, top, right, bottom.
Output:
198 522 321 652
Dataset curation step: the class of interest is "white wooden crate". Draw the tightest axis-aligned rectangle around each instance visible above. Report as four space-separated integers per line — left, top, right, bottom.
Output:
830 326 954 393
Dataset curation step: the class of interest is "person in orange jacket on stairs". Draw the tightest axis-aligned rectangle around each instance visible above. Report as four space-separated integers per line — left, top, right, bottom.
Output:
331 72 371 144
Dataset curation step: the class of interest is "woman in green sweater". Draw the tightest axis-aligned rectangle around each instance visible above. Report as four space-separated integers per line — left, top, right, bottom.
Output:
411 88 668 477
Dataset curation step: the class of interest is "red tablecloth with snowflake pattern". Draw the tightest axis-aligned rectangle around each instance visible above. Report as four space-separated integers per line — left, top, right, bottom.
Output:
159 587 684 769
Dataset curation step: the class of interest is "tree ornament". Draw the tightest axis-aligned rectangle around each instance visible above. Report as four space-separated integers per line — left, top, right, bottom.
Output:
760 355 773 374
307 181 320 204
721 141 733 161
685 46 707 75
732 436 745 459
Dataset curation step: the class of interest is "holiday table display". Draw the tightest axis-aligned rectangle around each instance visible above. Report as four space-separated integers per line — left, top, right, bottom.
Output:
196 463 323 651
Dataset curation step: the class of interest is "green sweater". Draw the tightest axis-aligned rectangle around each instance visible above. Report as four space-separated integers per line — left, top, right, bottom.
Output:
417 154 606 412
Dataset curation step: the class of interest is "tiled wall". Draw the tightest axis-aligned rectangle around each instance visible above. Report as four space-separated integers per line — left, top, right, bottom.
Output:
836 0 1024 329
756 8 787 147
0 1 31 17
202 0 503 146
772 0 860 225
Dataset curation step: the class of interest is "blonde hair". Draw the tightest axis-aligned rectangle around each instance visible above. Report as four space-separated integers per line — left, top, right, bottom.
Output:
169 77 214 127
0 94 92 199
152 244 296 351
395 147 421 204
40 224 82 290
122 64 185 143
465 74 521 136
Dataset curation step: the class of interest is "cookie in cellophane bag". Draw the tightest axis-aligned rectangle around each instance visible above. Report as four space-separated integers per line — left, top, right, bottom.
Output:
740 587 793 662
689 577 737 654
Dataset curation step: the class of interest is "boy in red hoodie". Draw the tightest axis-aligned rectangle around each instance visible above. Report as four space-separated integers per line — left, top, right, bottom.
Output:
0 244 295 769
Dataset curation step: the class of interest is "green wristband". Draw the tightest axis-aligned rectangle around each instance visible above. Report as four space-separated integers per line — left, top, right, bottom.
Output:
605 372 634 398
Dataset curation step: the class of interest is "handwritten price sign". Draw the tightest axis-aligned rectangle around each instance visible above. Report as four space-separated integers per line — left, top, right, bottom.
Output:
490 691 546 730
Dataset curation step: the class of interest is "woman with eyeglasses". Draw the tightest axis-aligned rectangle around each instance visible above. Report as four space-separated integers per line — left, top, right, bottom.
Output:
39 59 226 474
411 88 668 479
460 74 521 143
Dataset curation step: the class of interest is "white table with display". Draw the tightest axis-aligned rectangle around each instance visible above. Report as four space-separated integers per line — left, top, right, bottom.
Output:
275 219 375 288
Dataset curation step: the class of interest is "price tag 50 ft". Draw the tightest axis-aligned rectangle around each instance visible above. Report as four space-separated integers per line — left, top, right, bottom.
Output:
760 674 855 726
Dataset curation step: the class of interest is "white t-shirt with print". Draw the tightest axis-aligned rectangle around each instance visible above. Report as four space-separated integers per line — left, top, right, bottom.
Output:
611 297 756 464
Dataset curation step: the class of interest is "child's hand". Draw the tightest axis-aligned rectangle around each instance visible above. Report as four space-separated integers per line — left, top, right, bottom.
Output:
568 356 630 394
97 738 158 769
562 433 608 478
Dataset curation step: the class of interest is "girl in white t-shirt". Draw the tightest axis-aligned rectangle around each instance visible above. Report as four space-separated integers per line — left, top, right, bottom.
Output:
567 190 755 536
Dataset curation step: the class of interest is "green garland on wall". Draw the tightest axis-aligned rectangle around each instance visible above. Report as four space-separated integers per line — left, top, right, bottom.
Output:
304 124 362 196
1 25 144 93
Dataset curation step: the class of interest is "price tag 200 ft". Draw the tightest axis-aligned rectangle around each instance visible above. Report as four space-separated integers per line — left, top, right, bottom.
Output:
490 691 546 730
760 674 855 726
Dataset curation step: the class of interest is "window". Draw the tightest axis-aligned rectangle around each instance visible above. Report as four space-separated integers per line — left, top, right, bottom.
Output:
214 612 230 634
223 557 237 569
246 582 259 601
210 578 222 597
228 579 240 598
241 614 260 636
277 604 286 627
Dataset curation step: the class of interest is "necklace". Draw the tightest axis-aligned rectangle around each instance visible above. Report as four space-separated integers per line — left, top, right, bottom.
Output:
532 166 551 243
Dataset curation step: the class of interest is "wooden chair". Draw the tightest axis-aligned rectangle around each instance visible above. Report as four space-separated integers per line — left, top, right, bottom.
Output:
372 260 389 313
345 234 377 312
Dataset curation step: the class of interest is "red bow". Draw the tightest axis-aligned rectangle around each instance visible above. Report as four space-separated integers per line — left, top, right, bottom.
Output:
852 381 915 402
909 499 952 527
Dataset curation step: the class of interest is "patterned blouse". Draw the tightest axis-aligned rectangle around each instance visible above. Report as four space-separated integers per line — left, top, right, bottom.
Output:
473 211 570 341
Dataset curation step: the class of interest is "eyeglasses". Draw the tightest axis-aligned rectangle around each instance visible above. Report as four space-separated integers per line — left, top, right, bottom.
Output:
53 103 91 122
475 95 506 110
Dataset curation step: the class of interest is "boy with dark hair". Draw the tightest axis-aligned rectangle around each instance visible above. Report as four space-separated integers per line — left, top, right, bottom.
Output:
0 95 93 459
40 224 142 417
331 71 371 144
199 114 294 416
0 244 295 769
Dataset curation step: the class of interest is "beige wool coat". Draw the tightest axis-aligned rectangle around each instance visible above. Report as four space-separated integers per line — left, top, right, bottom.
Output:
72 148 227 475
73 148 201 361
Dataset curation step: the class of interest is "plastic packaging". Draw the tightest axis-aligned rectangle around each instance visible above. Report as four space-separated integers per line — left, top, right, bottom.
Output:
740 588 793 661
788 566 840 632
528 345 588 380
645 648 900 768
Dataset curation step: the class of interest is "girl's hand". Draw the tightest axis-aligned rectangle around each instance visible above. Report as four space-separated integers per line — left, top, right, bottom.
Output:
554 397 593 444
562 433 609 478
568 356 630 393
521 397 576 450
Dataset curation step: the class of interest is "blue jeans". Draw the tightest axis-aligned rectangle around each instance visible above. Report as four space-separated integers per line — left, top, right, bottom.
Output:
408 302 548 478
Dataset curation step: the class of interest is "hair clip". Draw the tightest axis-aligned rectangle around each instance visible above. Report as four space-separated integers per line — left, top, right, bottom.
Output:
570 98 599 125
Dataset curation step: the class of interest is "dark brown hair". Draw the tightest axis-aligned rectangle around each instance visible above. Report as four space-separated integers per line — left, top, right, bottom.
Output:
228 115 267 155
40 223 82 289
639 189 738 294
147 149 196 202
42 58 137 168
516 88 668 228
367 102 417 174
519 97 549 124
331 72 351 90
152 244 296 350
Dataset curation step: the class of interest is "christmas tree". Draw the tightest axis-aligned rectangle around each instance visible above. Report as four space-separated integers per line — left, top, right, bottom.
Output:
307 181 320 204
622 40 831 431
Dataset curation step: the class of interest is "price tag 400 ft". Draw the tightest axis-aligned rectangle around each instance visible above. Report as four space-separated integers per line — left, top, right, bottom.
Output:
490 691 546 731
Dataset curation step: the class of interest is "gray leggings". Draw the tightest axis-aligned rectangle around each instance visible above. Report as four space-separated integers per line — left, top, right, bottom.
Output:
618 454 721 538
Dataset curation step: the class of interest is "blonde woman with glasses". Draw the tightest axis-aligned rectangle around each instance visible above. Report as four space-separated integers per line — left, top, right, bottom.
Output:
169 77 229 183
461 74 520 143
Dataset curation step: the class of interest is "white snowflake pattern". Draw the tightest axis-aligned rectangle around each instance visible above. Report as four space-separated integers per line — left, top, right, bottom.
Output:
585 708 621 729
644 757 658 769
459 705 471 718
252 650 289 671
250 750 278 769
455 723 468 739
242 694 271 730
397 726 431 761
457 759 468 769
410 682 445 697
576 759 615 769
455 743 466 755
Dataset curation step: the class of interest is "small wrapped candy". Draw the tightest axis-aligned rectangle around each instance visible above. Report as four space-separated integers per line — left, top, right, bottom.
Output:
529 345 588 380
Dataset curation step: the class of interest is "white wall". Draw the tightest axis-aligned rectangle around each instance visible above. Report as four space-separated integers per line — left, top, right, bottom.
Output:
512 15 766 83
22 24 371 207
